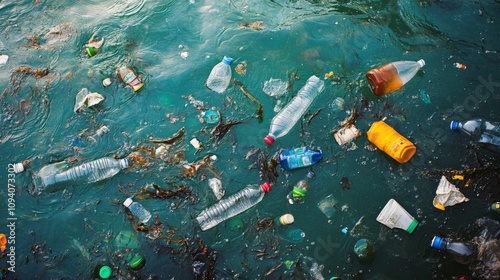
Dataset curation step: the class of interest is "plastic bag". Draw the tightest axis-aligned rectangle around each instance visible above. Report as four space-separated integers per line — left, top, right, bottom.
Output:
74 88 105 113
433 176 469 210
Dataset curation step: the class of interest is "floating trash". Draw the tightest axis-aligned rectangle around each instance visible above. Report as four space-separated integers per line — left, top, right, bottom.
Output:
329 97 345 111
262 78 287 98
74 88 105 113
419 89 431 104
235 61 247 75
203 110 220 124
0 54 8 66
453 62 466 69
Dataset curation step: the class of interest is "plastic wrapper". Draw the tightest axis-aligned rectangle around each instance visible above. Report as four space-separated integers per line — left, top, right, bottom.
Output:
74 88 105 113
433 176 469 210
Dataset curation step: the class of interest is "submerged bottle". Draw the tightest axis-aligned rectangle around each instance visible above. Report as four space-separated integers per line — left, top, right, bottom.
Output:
93 262 113 279
366 59 425 96
196 182 271 231
85 36 104 57
430 236 476 265
206 56 234 93
263 75 325 145
287 171 315 204
118 66 144 92
123 197 152 224
34 157 129 192
450 118 500 153
279 147 323 171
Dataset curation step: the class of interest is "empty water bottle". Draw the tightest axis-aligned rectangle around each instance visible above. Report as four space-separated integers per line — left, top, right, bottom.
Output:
431 235 476 265
263 75 325 145
450 118 500 153
366 59 425 96
206 56 234 93
123 197 152 224
34 157 129 193
287 171 315 204
279 147 323 171
196 182 271 231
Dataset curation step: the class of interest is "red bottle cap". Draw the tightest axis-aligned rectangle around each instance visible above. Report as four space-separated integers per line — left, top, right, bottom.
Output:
260 182 271 193
263 135 275 145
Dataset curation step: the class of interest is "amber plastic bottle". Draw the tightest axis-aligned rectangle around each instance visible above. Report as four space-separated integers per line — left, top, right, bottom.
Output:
366 59 425 96
366 120 416 163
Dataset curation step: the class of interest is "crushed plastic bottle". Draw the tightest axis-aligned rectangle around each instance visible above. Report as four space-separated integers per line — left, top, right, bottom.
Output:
118 66 144 92
196 182 271 231
206 56 233 93
208 177 224 200
279 147 323 171
450 118 500 153
264 75 325 145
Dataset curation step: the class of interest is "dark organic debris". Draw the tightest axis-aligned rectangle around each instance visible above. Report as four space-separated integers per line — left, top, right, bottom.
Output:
341 176 351 190
137 183 192 200
150 127 185 144
209 119 242 143
232 78 263 121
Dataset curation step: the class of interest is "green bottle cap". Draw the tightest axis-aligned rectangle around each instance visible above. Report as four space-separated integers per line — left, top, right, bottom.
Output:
99 265 112 279
406 219 419 234
292 187 307 198
129 255 145 270
86 47 97 57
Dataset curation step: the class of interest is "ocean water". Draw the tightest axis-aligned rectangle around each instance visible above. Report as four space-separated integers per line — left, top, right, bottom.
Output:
1 0 499 279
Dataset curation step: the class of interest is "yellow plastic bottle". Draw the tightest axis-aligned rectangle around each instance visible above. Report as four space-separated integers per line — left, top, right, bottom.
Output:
367 120 416 164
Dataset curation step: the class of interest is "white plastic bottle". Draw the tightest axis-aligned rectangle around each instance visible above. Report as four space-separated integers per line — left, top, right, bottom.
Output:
206 56 234 93
123 197 152 224
196 182 271 231
263 75 325 145
450 118 500 152
34 157 129 192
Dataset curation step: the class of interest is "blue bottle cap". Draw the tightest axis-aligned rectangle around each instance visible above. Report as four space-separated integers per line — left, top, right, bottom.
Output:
222 56 234 65
450 121 460 131
431 236 444 249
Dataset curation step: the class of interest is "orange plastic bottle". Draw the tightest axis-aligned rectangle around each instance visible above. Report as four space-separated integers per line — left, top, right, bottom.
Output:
366 120 416 163
366 59 425 96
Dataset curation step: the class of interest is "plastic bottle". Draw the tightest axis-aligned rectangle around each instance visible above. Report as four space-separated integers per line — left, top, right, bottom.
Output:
34 157 129 192
287 171 315 204
430 236 476 265
282 228 306 243
206 56 234 93
276 213 295 226
366 59 425 96
376 199 419 234
263 75 325 145
85 37 104 57
196 182 271 231
279 147 323 171
128 254 146 271
450 118 500 152
123 197 152 224
93 262 113 279
366 120 416 164
118 66 144 92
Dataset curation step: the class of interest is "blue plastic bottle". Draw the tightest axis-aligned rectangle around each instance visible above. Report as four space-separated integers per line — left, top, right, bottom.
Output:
279 147 323 171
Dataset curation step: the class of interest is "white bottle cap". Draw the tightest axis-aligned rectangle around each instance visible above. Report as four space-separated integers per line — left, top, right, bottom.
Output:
417 59 425 68
119 158 129 169
279 213 295 225
13 162 24 173
123 197 133 207
102 78 112 87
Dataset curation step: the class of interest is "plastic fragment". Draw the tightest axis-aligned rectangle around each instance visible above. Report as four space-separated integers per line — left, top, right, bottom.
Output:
433 176 469 210
454 62 466 69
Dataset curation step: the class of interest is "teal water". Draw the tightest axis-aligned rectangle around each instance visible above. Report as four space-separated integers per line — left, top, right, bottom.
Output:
1 0 499 279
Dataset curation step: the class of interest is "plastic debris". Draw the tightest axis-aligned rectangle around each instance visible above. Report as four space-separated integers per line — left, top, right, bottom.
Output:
324 71 334 80
208 178 224 200
433 176 469 210
262 78 287 98
102 78 112 87
454 62 466 69
354 238 375 264
0 54 8 66
334 124 361 145
202 110 220 124
329 97 345 111
317 194 338 219
419 89 431 104
190 138 202 149
235 61 247 75
74 88 105 113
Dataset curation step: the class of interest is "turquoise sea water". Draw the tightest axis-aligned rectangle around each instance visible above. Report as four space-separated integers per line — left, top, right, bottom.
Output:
1 0 499 279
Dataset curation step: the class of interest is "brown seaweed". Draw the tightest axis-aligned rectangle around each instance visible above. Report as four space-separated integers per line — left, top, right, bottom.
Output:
209 120 242 143
137 183 192 200
232 78 263 121
150 127 185 144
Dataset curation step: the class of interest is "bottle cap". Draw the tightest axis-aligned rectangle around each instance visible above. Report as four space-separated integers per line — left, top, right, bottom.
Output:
222 56 234 65
129 254 146 270
292 187 307 198
123 197 133 208
491 202 500 212
279 214 294 225
119 158 129 169
102 78 112 87
260 182 271 193
13 162 25 173
99 265 112 279
131 82 144 92
417 59 425 68
263 135 275 145
86 47 97 57
430 236 444 249
406 219 419 234
450 121 460 131
203 110 220 124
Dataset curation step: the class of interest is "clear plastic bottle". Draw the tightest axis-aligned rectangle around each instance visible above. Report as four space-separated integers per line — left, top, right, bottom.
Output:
287 171 315 204
264 75 325 145
450 118 500 152
366 59 425 96
206 56 234 93
196 182 271 231
118 66 144 92
430 236 476 265
123 197 152 224
279 147 323 171
34 157 129 192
